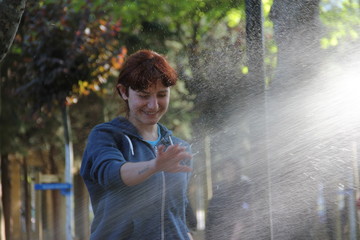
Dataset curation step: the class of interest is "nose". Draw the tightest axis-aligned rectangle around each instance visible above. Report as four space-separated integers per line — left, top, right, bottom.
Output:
147 96 158 110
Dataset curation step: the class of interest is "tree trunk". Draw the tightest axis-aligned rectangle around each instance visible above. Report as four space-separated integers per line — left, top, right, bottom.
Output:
48 144 63 240
22 156 31 240
266 1 342 239
0 3 27 235
0 155 7 240
0 0 27 62
245 0 265 93
1 154 21 240
270 0 322 87
1 155 11 240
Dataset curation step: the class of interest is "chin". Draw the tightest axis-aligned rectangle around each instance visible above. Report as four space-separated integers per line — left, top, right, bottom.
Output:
140 117 159 125
145 114 163 123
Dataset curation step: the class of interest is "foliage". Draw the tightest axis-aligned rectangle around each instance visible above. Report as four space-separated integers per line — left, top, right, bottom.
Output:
320 0 360 48
5 0 357 153
1 0 125 158
0 0 27 62
16 1 125 110
102 0 250 133
263 0 277 84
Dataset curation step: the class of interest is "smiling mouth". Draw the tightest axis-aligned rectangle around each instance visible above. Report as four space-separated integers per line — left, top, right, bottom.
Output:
143 111 158 115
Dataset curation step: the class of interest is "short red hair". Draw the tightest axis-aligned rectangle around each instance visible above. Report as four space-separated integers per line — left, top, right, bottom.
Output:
117 49 177 96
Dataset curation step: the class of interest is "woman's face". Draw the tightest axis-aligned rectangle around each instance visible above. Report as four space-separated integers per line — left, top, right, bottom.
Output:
119 80 170 129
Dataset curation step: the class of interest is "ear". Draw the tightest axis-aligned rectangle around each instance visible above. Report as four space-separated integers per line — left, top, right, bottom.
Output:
117 84 128 100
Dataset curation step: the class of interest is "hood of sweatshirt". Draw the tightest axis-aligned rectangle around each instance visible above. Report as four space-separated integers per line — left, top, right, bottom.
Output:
108 116 173 143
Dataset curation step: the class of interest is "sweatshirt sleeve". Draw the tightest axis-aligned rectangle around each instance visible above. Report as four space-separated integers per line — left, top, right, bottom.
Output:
81 126 127 189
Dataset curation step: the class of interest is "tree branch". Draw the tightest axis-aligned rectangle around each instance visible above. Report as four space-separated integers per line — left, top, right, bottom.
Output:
0 0 27 62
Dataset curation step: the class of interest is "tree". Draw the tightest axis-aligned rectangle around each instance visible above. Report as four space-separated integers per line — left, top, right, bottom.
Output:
0 1 27 239
270 0 322 86
267 1 360 239
3 0 358 238
320 0 360 49
0 0 27 62
1 1 125 239
267 1 323 239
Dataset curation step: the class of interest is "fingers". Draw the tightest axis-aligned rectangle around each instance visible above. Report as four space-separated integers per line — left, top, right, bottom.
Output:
168 166 192 173
177 165 192 172
157 145 166 153
158 144 191 159
164 163 192 173
155 144 192 173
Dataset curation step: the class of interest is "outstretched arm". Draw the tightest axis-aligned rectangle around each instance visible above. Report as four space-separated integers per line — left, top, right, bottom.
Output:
120 144 192 186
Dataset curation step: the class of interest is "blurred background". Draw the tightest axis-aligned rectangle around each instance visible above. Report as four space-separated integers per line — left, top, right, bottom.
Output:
1 0 360 239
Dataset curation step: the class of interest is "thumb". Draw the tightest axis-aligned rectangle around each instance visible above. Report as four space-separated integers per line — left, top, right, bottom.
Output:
178 165 192 172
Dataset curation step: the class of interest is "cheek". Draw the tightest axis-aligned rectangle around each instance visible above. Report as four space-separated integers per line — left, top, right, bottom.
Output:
159 97 170 107
128 99 143 111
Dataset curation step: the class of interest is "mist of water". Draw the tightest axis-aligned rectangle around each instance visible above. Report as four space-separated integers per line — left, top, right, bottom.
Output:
201 41 360 240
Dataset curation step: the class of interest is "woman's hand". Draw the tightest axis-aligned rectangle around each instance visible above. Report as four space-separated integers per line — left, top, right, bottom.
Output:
120 144 192 186
154 145 192 173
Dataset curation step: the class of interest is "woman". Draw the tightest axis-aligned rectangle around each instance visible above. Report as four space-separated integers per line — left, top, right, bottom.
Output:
81 49 194 240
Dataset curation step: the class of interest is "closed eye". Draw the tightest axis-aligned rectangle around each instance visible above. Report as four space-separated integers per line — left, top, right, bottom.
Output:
138 94 150 98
